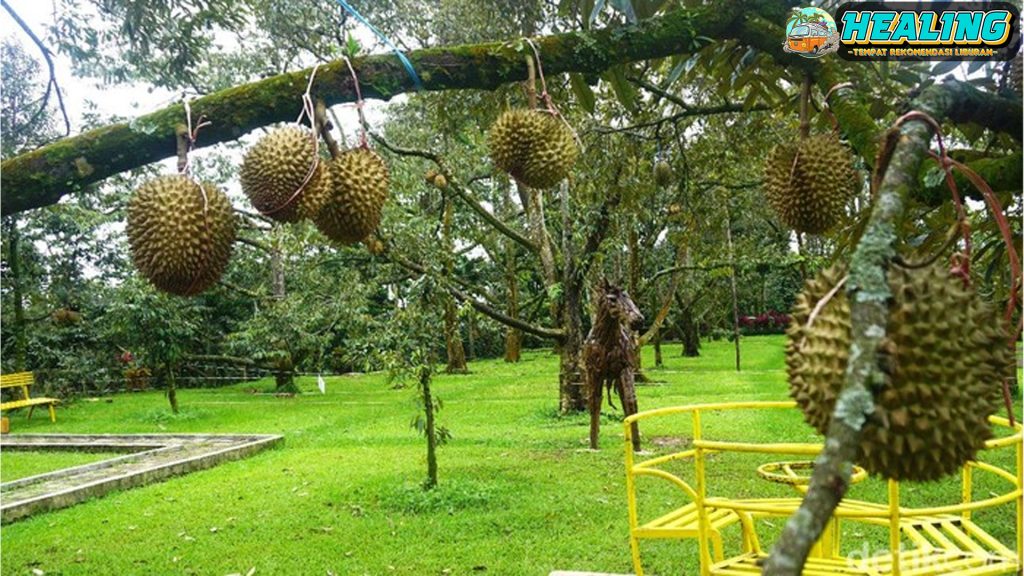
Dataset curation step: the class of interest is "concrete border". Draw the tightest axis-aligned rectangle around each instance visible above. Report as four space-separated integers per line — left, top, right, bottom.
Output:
1 434 282 523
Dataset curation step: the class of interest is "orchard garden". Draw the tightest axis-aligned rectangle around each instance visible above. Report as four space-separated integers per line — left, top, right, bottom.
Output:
0 1 1021 575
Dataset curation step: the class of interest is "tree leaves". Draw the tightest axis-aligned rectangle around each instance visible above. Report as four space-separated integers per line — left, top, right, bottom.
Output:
569 73 596 114
602 65 638 112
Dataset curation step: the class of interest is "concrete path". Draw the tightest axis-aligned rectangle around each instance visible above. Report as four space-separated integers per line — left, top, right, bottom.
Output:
1 433 282 522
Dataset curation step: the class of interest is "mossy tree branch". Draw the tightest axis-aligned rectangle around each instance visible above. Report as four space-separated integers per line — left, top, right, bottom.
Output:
761 84 968 575
1 1 752 216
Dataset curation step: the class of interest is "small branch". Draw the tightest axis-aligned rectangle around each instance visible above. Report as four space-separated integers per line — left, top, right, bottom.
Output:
370 132 539 253
525 53 537 110
234 207 275 226
1 0 71 136
590 102 770 137
382 247 564 341
235 236 273 254
219 280 266 300
175 124 190 174
798 73 811 139
314 99 341 159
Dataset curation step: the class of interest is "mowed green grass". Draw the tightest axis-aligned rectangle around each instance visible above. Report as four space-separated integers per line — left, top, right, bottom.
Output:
0 336 1019 576
1 452 125 482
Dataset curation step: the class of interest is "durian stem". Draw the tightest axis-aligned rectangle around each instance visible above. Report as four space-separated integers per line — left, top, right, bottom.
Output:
524 53 537 110
174 124 190 174
799 74 812 139
314 100 341 159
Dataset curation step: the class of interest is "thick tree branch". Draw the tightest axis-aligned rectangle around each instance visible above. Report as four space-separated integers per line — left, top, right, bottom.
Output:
2 2 748 216
762 84 966 574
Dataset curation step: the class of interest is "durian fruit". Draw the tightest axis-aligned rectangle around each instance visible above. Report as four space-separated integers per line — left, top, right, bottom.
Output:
488 109 578 189
311 147 389 244
432 174 448 189
240 126 328 222
127 175 236 296
786 263 1012 482
51 308 83 325
763 134 857 234
654 160 673 188
424 169 438 184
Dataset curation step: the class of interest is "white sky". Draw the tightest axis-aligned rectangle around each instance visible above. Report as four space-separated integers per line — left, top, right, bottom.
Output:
1 0 395 169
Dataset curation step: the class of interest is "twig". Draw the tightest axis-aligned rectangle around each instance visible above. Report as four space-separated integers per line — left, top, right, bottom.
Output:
235 236 273 254
589 102 770 137
314 99 341 159
369 131 539 253
1 0 71 136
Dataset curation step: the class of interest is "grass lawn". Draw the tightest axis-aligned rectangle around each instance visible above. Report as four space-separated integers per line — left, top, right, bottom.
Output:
0 335 1019 575
1 452 125 482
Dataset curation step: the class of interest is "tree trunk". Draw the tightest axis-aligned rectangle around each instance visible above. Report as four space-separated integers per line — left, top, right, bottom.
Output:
628 227 652 383
654 330 664 367
270 236 285 300
677 294 701 357
466 312 476 361
5 217 27 371
723 199 741 372
274 354 299 393
502 182 522 363
558 181 588 413
421 366 438 490
442 197 468 374
444 299 468 373
166 364 179 414
559 286 586 413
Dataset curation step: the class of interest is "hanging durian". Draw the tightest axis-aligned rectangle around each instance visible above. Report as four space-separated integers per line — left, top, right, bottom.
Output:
488 109 578 189
786 263 1012 482
763 134 857 234
240 126 329 222
654 160 673 188
127 175 236 296
310 147 389 244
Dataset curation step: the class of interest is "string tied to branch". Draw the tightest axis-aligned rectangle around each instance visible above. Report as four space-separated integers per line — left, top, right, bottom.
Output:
893 109 1020 426
524 37 583 152
339 55 370 148
176 96 214 297
259 64 324 217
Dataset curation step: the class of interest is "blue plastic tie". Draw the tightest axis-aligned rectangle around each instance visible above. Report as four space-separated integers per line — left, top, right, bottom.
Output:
333 0 423 91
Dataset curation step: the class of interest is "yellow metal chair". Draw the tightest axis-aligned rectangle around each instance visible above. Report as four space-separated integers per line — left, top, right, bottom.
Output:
623 402 1023 576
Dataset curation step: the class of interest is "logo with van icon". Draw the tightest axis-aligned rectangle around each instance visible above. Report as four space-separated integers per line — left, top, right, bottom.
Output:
785 7 840 58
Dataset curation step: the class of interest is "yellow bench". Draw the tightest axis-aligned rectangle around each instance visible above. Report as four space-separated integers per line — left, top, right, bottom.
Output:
0 372 59 423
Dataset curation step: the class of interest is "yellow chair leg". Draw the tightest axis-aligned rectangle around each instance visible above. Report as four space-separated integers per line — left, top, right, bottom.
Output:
712 533 725 562
629 535 644 576
27 405 34 420
48 404 56 423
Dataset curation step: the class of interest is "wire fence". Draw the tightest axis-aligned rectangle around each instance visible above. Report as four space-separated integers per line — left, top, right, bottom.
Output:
24 363 345 399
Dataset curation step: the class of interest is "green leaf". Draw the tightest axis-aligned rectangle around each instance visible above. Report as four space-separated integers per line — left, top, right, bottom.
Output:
603 65 638 112
569 73 596 114
588 0 606 27
609 0 637 23
662 56 688 89
931 61 961 76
